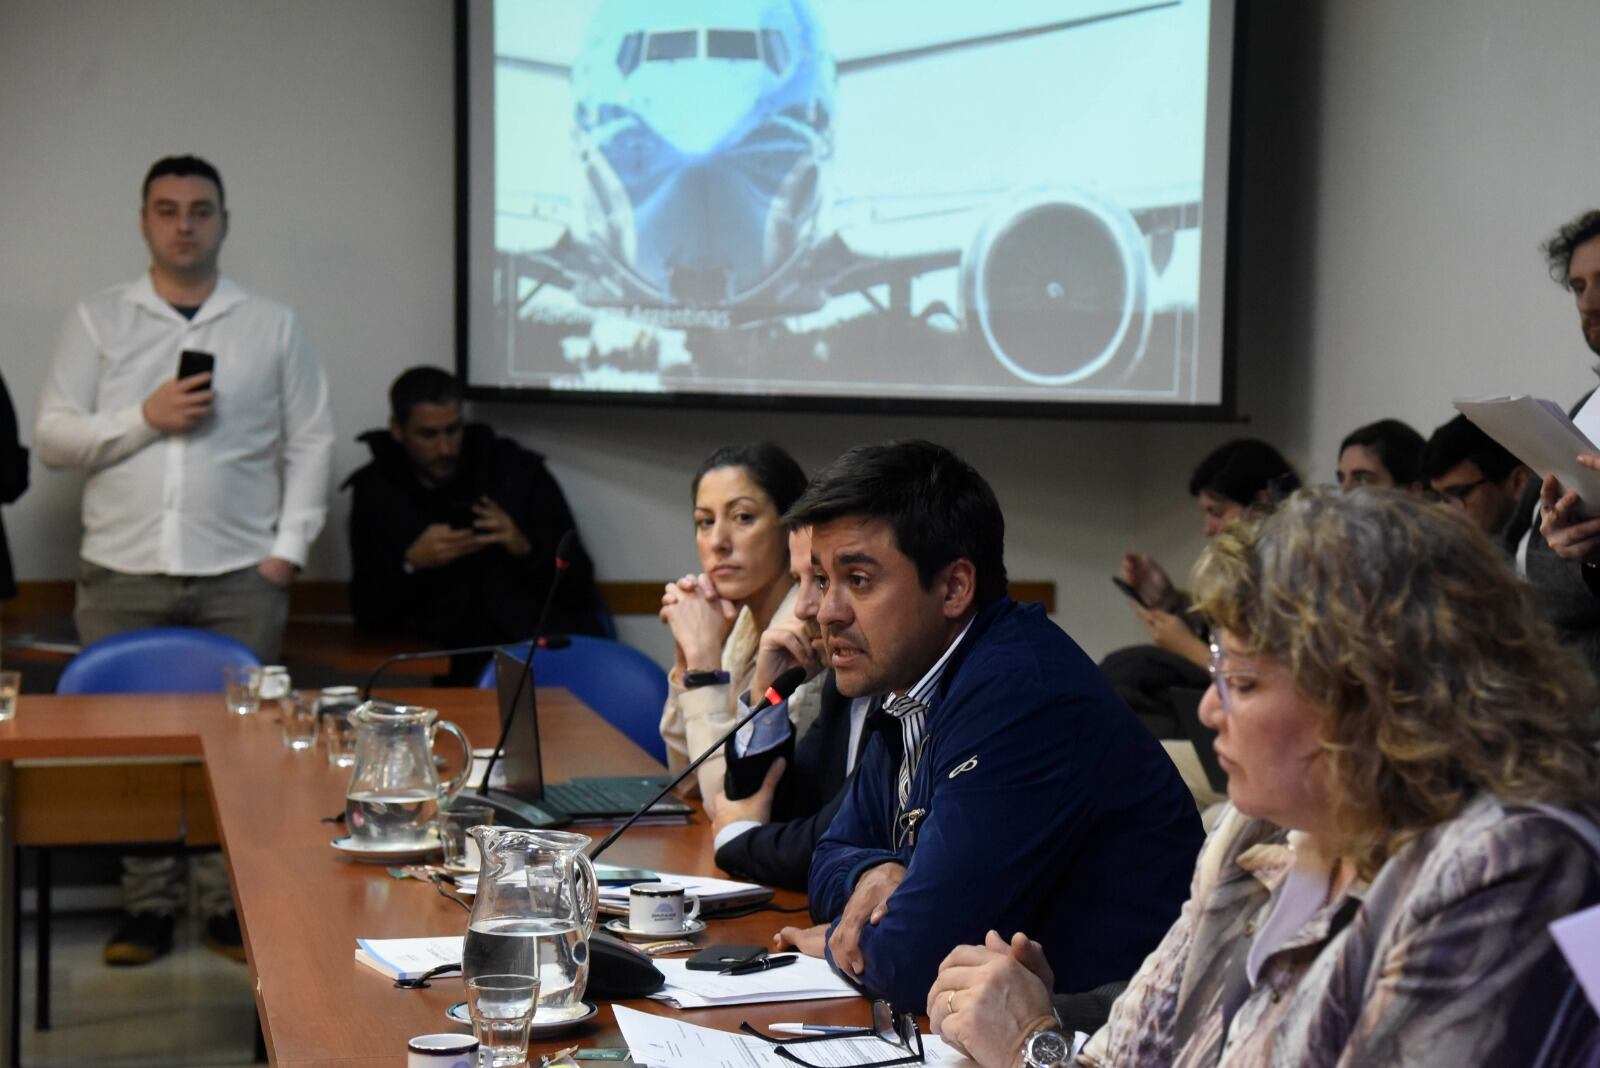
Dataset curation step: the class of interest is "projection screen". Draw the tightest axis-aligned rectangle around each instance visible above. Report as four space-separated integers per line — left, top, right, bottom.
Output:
459 0 1242 416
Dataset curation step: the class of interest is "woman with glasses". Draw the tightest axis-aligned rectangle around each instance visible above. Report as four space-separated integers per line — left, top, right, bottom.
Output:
930 488 1600 1067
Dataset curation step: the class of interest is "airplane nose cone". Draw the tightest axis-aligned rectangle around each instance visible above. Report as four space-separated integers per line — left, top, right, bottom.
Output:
636 65 761 158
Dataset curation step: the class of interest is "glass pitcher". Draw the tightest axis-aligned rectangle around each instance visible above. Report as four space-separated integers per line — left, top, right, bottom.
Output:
343 701 471 845
463 827 599 1019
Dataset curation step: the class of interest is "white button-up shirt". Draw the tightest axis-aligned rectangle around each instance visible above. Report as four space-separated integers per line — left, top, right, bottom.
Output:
35 273 334 575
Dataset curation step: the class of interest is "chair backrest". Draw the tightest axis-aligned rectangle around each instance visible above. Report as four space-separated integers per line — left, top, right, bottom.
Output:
57 626 262 695
478 636 668 764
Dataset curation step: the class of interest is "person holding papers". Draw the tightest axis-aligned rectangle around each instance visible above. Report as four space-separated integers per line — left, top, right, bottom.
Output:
787 440 1202 1013
929 490 1600 1067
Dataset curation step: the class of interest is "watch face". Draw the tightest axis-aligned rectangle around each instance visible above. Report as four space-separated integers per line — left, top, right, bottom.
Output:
1027 1030 1070 1066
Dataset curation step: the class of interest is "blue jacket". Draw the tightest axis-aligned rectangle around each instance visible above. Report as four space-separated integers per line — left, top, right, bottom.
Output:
809 598 1203 1010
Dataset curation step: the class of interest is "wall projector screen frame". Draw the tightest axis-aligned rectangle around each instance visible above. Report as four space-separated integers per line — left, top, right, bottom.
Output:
457 0 1243 419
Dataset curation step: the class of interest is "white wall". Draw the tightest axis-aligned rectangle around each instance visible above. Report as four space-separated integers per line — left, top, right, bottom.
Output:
4 0 1597 668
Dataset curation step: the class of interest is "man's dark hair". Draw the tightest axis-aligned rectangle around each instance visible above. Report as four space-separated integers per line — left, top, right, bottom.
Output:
142 155 226 207
692 442 808 516
389 366 462 426
1544 210 1600 286
1188 439 1301 507
1421 414 1523 483
1339 418 1425 486
785 440 1008 607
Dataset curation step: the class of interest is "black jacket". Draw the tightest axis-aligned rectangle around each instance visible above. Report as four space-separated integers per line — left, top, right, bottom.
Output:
342 424 602 649
715 672 862 890
0 372 28 601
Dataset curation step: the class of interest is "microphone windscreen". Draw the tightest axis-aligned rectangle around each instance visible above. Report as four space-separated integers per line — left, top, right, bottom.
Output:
554 530 578 567
763 665 808 708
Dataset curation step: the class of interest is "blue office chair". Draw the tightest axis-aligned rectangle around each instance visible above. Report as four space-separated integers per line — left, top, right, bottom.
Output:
29 627 262 1034
57 626 261 694
478 635 668 764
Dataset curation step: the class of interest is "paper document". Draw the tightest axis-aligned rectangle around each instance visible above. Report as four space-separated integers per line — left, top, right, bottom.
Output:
598 871 772 915
353 935 462 981
613 1004 977 1067
649 955 860 1009
1553 902 1600 1013
1454 396 1600 508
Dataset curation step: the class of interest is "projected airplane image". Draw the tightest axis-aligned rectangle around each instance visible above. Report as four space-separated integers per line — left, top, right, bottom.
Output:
491 0 1208 400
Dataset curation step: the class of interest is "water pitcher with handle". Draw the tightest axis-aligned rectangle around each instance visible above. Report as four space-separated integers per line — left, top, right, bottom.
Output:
343 701 471 845
463 827 599 1020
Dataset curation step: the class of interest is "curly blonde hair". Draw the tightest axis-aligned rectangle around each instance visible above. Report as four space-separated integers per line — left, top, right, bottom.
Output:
1191 487 1600 876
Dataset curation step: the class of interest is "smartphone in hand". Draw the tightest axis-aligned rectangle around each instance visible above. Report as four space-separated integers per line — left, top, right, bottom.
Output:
1111 576 1149 609
177 349 216 384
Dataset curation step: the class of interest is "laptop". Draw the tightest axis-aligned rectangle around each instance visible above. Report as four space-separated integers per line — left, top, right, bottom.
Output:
479 647 691 824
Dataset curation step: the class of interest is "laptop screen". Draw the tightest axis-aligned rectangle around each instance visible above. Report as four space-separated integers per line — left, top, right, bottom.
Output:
492 647 545 799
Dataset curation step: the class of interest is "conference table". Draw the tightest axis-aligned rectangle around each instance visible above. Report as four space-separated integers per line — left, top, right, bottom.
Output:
0 688 873 1066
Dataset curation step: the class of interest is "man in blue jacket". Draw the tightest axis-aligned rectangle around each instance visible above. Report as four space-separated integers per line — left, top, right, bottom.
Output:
789 440 1203 1011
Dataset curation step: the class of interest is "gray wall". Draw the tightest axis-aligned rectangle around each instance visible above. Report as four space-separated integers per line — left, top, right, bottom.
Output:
3 0 1598 666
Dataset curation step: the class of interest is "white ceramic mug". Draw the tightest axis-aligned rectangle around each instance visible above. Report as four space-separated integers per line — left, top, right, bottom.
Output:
407 1032 477 1068
628 881 700 934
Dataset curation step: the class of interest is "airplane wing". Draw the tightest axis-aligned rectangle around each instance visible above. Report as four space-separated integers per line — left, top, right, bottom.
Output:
834 1 1180 75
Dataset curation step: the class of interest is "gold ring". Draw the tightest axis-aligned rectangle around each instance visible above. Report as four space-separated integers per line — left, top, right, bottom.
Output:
946 990 956 1014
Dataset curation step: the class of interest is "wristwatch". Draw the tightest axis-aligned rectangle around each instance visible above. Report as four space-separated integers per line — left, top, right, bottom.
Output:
1021 1027 1071 1068
682 669 731 689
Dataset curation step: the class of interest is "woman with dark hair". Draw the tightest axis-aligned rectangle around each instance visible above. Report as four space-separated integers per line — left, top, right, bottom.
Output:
658 442 818 807
929 489 1600 1067
1103 439 1300 744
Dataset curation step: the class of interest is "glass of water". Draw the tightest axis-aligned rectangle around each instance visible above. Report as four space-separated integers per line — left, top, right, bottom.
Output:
0 670 18 722
435 803 494 875
222 665 258 716
280 691 320 751
464 973 538 1068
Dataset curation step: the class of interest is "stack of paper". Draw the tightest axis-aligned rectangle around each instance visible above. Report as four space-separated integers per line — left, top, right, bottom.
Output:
648 956 860 1009
597 871 772 915
615 1004 981 1066
353 935 462 981
1455 396 1600 506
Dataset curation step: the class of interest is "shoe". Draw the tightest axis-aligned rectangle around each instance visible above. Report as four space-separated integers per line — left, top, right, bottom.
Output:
103 911 175 966
203 910 247 963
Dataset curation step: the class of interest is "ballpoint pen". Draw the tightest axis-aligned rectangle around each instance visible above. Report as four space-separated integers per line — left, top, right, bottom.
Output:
769 1023 862 1035
721 953 798 976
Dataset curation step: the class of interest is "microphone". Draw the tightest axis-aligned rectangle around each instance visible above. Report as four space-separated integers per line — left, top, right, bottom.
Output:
587 665 808 862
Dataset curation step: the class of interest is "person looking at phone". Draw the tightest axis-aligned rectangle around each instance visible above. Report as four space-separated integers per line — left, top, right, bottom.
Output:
34 154 334 965
1100 439 1300 740
343 366 604 683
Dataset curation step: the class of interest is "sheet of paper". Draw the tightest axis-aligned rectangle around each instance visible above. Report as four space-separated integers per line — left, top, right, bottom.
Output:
1552 902 1600 1013
597 871 768 905
613 1004 977 1067
648 955 860 1009
1455 395 1600 507
353 935 462 981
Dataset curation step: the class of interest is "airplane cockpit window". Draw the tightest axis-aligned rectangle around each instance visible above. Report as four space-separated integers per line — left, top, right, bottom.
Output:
616 32 643 76
761 29 789 74
707 29 759 61
646 30 698 62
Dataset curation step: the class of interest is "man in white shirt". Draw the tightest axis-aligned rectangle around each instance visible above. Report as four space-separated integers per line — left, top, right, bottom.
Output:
35 155 334 966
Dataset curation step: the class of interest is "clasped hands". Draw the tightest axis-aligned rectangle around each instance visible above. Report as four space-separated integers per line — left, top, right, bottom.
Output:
928 930 1058 1068
404 498 530 570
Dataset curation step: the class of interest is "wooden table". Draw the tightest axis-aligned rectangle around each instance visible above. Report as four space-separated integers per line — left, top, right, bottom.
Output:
0 689 868 1066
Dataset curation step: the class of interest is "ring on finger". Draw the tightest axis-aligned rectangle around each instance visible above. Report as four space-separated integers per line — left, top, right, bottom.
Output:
946 990 956 1014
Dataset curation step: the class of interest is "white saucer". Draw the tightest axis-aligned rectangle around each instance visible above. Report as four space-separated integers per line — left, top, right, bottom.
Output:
329 835 441 862
603 917 706 942
446 999 598 1033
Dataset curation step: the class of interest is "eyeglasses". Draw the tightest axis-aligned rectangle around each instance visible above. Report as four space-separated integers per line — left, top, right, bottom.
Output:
1207 641 1234 715
1426 477 1488 504
741 1000 924 1067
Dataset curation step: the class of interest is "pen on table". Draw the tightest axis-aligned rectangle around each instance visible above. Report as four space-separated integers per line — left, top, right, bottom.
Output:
721 953 798 976
770 1023 861 1035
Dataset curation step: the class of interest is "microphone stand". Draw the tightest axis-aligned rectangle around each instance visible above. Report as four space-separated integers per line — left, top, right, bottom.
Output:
588 666 807 862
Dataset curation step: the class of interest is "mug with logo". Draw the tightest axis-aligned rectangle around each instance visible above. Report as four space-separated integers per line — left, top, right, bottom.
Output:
627 881 701 934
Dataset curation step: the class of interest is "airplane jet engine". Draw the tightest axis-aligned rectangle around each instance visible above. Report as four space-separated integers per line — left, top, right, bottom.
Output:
959 190 1152 386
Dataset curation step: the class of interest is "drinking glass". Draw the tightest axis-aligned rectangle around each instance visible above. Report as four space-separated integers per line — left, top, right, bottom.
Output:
464 973 538 1068
0 670 18 723
222 665 259 716
280 691 320 751
323 707 357 767
436 803 494 875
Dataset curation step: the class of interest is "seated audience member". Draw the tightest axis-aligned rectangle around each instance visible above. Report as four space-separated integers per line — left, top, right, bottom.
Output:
783 440 1202 1011
1419 413 1532 544
0 369 26 604
1101 439 1301 739
711 525 874 890
659 443 821 810
345 367 603 683
1335 418 1424 491
929 488 1600 1068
